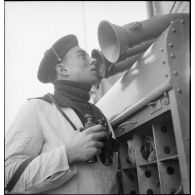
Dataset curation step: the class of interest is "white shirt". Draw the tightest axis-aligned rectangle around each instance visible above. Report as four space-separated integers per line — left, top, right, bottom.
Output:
5 99 118 194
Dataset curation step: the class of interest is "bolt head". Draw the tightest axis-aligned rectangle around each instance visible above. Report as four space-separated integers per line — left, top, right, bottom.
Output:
173 70 178 75
164 99 169 105
176 89 182 93
171 28 176 33
161 48 164 52
180 19 185 24
168 43 173 48
170 53 175 58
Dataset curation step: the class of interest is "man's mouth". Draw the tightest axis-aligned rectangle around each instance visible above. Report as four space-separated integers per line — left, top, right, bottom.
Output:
91 67 98 73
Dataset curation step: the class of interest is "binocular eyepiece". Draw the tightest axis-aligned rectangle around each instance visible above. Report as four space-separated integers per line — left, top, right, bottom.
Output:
82 114 119 166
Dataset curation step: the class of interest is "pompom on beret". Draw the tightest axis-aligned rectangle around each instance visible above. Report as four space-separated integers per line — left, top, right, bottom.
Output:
37 34 78 83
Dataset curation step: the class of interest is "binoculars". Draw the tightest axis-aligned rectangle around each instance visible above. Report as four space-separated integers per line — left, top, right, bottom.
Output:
83 114 119 166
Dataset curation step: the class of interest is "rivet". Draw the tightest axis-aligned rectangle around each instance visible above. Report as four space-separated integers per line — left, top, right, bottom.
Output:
170 53 175 58
164 99 169 105
162 61 166 64
170 21 174 24
161 32 165 36
173 70 178 75
180 19 185 24
171 28 176 33
161 48 164 52
165 74 169 78
177 89 182 93
168 43 174 48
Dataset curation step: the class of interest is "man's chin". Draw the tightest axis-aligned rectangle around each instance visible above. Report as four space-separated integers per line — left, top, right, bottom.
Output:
80 76 100 86
91 77 101 85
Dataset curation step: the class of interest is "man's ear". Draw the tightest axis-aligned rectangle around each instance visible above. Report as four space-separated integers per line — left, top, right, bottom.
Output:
55 64 69 76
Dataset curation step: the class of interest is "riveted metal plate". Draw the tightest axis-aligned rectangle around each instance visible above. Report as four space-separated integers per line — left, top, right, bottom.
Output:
97 24 172 126
166 15 190 194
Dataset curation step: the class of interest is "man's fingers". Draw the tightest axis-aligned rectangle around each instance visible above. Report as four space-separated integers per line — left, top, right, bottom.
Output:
95 148 101 155
94 131 108 140
94 141 104 148
84 124 107 133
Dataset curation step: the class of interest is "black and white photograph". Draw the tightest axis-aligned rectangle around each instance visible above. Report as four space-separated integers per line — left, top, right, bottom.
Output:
4 1 190 194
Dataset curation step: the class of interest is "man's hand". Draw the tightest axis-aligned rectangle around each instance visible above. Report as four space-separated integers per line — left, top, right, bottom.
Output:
66 124 108 164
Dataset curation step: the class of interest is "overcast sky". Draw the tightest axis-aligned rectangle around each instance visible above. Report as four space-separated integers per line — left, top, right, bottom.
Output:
4 1 148 131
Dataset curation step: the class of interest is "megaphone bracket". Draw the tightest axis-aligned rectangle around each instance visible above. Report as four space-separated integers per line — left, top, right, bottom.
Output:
125 21 142 32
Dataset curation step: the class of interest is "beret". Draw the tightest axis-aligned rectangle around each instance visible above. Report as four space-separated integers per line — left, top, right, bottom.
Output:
37 34 78 83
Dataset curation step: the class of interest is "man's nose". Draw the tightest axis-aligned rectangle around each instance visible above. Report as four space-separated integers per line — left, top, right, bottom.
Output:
89 57 96 66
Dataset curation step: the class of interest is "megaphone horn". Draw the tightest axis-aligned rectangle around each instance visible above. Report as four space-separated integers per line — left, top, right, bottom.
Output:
92 49 142 78
98 13 189 63
106 53 142 77
91 49 111 78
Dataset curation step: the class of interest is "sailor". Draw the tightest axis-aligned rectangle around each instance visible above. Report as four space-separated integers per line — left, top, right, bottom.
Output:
5 34 118 194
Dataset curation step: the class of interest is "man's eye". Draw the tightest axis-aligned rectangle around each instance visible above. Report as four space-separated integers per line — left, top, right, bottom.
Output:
78 51 89 59
80 53 88 59
82 54 86 58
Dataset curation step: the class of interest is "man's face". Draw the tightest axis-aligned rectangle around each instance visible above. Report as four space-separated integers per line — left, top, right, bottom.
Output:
60 46 98 85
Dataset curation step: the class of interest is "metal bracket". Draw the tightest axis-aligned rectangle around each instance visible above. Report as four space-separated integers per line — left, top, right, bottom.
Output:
117 120 138 134
129 21 142 31
147 99 162 114
163 91 170 105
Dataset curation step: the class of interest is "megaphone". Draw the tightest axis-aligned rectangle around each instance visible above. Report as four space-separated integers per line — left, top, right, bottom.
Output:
98 13 188 63
91 49 110 78
92 49 142 78
118 39 154 61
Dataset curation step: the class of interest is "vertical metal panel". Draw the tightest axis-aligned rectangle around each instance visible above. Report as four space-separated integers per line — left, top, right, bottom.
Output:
122 169 139 194
137 164 160 194
152 111 177 160
169 90 190 194
158 159 182 194
166 15 190 193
